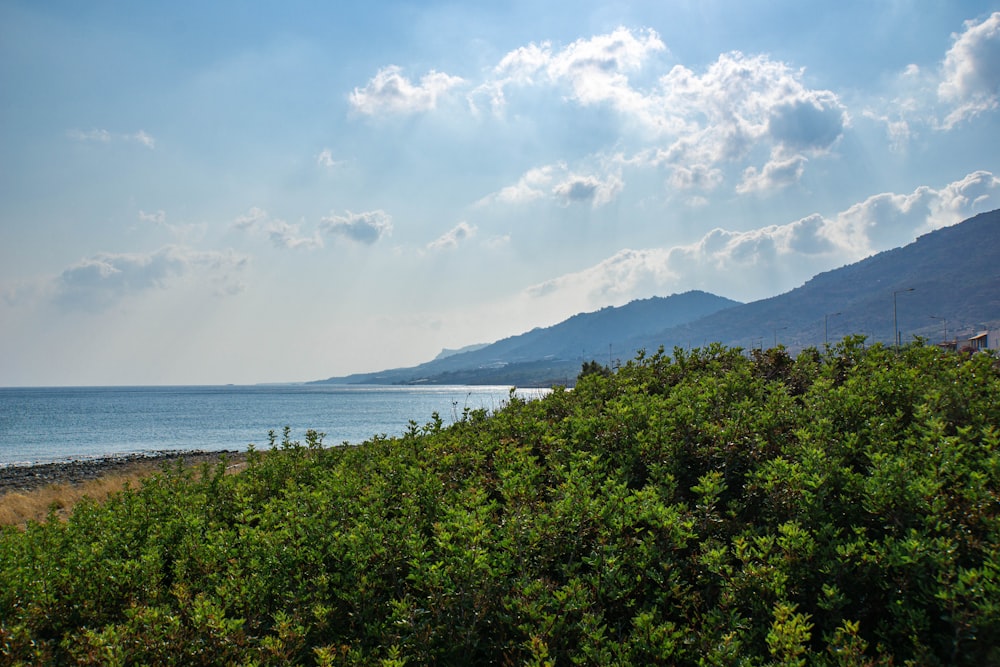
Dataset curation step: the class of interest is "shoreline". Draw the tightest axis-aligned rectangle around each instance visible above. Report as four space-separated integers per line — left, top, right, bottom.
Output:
0 450 246 496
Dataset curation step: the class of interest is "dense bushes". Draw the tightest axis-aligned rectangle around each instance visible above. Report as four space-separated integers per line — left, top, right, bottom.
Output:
2 339 999 665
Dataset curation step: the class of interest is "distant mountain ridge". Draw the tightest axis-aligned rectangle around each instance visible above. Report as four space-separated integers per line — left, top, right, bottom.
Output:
315 209 1000 386
433 343 490 361
315 291 740 386
623 208 1000 357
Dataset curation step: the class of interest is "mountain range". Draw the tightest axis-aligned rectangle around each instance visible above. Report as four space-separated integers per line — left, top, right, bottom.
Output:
315 209 1000 387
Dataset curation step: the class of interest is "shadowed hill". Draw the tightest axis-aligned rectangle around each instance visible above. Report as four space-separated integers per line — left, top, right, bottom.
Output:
626 208 1000 356
315 291 740 386
317 209 1000 386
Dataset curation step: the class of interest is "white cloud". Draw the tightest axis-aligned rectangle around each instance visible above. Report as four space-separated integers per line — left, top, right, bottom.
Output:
266 220 324 250
938 12 1000 127
480 163 624 208
481 27 666 115
667 164 724 192
482 30 846 160
319 209 393 244
861 110 913 152
826 170 1000 253
364 27 844 194
68 128 156 148
553 172 624 207
653 52 846 173
526 247 679 305
139 209 167 225
521 171 1000 309
317 148 340 167
138 209 207 244
68 128 111 142
52 246 249 309
479 166 555 206
349 65 464 116
545 27 666 111
232 207 323 250
130 130 156 149
767 96 846 152
427 221 477 251
935 169 1000 217
233 207 268 230
737 154 807 194
869 12 1000 140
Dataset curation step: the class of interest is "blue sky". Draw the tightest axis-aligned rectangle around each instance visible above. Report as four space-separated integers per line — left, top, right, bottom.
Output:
2 1 999 386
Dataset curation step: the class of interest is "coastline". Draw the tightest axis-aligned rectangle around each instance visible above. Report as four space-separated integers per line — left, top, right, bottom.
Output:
0 450 246 496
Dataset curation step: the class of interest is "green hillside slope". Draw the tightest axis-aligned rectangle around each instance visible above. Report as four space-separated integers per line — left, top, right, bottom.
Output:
3 340 999 664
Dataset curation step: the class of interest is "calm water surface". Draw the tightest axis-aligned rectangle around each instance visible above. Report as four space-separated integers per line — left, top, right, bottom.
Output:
0 384 548 467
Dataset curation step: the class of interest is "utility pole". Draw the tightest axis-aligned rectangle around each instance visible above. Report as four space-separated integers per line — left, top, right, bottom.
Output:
930 315 948 344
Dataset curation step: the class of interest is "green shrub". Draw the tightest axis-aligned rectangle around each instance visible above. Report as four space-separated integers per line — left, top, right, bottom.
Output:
2 340 998 664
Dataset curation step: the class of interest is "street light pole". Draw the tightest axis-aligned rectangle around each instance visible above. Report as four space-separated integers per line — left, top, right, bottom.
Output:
825 312 841 346
893 288 915 349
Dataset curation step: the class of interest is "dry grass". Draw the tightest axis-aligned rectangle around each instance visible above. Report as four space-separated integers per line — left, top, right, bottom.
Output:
0 471 151 526
0 455 247 528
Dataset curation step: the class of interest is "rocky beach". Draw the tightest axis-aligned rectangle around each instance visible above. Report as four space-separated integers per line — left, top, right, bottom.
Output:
0 450 245 496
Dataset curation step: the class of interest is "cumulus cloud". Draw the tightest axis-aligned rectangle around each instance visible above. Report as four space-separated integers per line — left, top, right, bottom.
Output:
232 208 323 250
553 172 624 207
489 43 847 172
653 52 846 187
475 31 848 167
480 163 624 208
480 27 666 114
427 222 477 251
938 12 1000 127
477 35 847 193
521 171 1000 309
870 12 1000 140
349 65 464 116
479 166 555 206
827 170 1000 252
737 154 807 194
320 209 393 244
767 96 846 151
52 246 249 309
355 27 845 194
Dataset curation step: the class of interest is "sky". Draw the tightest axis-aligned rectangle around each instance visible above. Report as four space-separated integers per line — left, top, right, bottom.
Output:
2 1 1000 386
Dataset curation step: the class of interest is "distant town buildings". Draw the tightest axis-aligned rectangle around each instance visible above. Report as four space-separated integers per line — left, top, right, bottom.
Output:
936 330 991 352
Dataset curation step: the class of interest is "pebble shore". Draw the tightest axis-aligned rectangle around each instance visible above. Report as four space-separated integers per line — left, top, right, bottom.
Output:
0 450 245 496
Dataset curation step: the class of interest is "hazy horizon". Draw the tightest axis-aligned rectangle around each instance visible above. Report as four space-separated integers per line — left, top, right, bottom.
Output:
2 2 999 386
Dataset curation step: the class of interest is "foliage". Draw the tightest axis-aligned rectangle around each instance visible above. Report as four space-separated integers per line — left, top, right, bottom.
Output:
578 359 612 380
2 340 999 665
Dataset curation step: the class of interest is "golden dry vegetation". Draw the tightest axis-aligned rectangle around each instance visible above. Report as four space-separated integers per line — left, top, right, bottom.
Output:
0 454 246 528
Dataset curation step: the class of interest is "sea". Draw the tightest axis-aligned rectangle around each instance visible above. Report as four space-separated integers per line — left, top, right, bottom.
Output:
0 384 549 467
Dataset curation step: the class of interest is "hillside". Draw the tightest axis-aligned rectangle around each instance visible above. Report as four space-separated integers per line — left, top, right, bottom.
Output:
318 209 1000 386
4 342 999 664
316 290 740 386
626 208 1000 356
